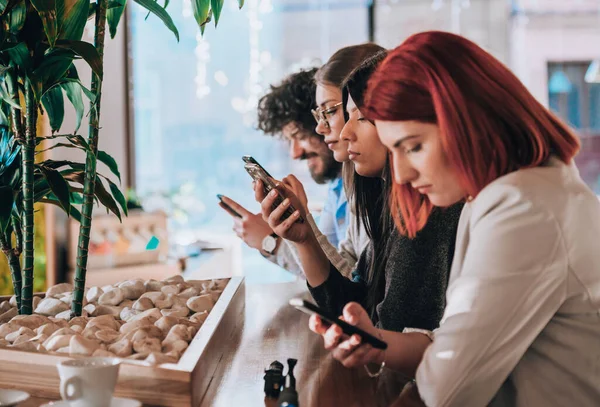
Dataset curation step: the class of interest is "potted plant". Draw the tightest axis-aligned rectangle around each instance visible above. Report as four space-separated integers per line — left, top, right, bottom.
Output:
0 2 247 404
0 0 240 316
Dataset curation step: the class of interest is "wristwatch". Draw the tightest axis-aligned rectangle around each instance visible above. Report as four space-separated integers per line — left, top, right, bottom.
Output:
261 233 279 255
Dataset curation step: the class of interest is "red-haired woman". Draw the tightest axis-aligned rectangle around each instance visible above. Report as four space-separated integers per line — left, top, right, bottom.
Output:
309 31 600 406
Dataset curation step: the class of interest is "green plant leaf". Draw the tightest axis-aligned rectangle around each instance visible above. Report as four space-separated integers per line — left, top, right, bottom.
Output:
191 0 210 30
105 176 127 216
97 150 120 183
63 171 113 208
6 0 27 34
57 77 95 102
0 109 7 126
0 80 21 110
32 177 50 202
94 175 121 221
133 0 179 41
68 202 82 221
41 86 65 132
36 133 90 150
210 0 223 27
60 168 84 183
42 159 85 172
0 127 20 179
38 165 71 215
107 0 126 39
54 40 103 79
59 0 90 41
199 8 212 35
48 188 86 205
237 0 244 9
0 186 13 233
41 195 82 222
0 0 9 14
36 142 85 155
144 0 169 20
31 0 59 47
3 42 31 73
60 80 84 132
34 49 76 94
67 189 84 204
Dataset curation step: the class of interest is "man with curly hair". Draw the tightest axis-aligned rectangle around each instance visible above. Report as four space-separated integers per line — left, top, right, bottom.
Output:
256 68 342 184
219 68 349 276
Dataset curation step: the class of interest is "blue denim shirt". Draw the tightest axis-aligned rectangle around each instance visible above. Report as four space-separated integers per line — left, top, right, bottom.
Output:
317 177 350 248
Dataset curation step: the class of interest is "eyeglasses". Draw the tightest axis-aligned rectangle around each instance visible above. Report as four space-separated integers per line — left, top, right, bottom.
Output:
311 102 343 128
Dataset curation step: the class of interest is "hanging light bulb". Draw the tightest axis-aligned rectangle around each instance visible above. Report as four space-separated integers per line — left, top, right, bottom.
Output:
585 60 600 84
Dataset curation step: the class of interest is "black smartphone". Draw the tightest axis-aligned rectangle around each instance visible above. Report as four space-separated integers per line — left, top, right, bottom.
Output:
289 298 388 350
242 155 273 178
242 156 304 223
217 194 242 218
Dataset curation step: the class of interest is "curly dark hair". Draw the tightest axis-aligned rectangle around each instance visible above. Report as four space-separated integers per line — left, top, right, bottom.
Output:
256 68 318 137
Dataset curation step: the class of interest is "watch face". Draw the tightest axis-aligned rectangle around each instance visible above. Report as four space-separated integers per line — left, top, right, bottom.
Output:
262 235 276 253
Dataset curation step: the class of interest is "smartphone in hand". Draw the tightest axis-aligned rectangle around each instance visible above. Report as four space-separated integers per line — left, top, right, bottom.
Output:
217 194 242 218
289 298 388 350
242 156 304 223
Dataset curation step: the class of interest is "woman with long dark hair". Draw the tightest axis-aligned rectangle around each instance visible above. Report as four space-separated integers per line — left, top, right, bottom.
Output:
309 31 600 406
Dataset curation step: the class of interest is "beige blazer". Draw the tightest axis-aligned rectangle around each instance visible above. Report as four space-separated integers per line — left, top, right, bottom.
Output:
416 157 600 406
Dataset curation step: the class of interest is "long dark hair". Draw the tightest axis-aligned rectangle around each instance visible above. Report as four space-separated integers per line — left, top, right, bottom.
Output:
341 51 393 316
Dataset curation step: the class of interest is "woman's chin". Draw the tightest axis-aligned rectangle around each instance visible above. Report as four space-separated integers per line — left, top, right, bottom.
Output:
333 151 350 162
426 193 461 207
354 165 379 178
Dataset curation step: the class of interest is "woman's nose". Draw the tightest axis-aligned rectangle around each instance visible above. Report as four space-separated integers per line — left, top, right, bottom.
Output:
340 123 356 142
315 119 329 136
393 157 418 185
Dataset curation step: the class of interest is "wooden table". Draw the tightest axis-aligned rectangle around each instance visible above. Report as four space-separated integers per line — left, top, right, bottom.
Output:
22 281 410 407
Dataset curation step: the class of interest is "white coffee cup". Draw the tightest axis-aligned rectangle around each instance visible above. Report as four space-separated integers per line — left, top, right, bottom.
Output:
57 357 121 407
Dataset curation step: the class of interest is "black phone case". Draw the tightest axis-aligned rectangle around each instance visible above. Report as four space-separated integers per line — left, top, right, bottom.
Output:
289 299 388 350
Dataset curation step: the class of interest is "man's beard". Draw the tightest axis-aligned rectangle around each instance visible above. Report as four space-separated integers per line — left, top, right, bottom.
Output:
301 151 342 185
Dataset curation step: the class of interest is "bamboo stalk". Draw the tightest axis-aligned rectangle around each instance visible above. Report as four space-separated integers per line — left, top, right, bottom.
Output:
20 78 36 315
0 229 21 312
12 216 22 254
71 0 108 317
6 67 24 312
11 216 23 312
7 70 24 145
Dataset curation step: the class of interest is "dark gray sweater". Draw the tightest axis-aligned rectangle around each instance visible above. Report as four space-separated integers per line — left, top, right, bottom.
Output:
309 203 464 332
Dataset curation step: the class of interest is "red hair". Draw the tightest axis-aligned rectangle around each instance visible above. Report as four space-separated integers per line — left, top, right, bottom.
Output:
363 31 580 237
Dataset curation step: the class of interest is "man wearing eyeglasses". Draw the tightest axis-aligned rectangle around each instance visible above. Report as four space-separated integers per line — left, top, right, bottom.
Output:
219 68 349 276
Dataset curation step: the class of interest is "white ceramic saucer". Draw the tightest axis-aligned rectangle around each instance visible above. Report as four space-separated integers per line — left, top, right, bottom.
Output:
0 389 30 407
40 397 141 407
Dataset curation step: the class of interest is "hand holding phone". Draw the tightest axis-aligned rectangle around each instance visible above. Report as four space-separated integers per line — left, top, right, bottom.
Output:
243 156 304 223
217 194 242 218
289 298 387 350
